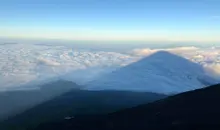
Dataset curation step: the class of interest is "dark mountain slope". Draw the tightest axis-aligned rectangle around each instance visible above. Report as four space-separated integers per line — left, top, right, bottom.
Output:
34 84 220 130
0 90 166 130
0 80 79 120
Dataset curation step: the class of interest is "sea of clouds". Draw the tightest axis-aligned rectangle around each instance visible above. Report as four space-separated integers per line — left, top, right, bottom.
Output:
0 43 220 91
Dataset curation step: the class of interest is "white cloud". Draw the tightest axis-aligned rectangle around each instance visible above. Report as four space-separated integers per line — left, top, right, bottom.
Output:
37 57 60 66
0 43 135 90
203 64 220 78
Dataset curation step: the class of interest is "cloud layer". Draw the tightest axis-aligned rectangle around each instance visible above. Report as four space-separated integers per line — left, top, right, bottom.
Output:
0 43 219 91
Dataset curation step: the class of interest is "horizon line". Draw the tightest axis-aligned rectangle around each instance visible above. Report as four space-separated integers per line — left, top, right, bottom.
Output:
1 36 220 44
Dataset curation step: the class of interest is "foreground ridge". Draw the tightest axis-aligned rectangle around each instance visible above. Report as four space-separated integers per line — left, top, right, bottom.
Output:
34 84 220 130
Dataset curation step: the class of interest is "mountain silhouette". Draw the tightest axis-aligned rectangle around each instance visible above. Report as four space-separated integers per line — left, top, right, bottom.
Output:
32 84 220 130
86 51 216 94
0 89 165 130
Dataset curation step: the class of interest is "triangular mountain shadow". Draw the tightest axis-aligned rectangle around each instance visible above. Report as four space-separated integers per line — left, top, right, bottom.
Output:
86 51 217 94
123 51 204 71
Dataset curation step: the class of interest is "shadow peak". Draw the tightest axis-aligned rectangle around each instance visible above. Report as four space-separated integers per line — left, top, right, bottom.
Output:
142 51 186 61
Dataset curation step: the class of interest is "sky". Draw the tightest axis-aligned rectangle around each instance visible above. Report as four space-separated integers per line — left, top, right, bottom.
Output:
0 0 220 42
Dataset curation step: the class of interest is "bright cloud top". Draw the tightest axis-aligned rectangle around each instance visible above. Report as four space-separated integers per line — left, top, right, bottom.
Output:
0 43 219 91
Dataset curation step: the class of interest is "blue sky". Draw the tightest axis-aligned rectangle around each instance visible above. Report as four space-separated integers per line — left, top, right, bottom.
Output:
0 0 220 42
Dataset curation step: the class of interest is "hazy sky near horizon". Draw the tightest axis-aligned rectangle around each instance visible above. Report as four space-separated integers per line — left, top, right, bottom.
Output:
0 0 220 42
